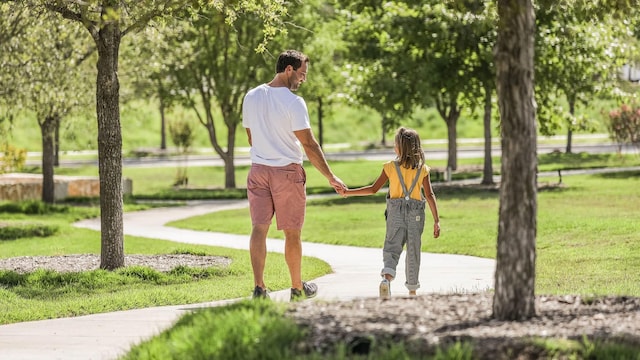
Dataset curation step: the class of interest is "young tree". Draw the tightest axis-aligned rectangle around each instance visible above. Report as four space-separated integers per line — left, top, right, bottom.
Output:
1 3 93 202
340 1 494 170
535 1 635 152
157 9 271 189
493 0 538 321
25 0 286 270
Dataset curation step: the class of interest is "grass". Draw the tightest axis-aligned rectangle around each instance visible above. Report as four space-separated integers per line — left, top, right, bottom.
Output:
0 202 331 325
124 299 640 360
169 171 640 297
39 152 640 200
4 135 640 358
4 94 618 154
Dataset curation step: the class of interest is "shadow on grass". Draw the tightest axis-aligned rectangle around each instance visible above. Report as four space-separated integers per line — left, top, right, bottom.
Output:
594 170 640 179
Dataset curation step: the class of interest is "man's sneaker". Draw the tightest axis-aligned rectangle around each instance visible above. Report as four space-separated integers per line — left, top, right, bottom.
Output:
252 286 269 300
379 279 391 299
290 281 318 302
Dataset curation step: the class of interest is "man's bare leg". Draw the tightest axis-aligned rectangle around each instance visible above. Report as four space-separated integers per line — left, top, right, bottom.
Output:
283 229 303 290
250 224 270 289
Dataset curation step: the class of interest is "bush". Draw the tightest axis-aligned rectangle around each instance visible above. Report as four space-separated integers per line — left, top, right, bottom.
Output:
0 223 59 240
607 103 640 152
0 201 70 215
0 144 27 174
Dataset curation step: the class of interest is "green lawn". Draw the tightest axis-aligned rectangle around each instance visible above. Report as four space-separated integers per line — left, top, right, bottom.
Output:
169 171 640 297
0 203 330 325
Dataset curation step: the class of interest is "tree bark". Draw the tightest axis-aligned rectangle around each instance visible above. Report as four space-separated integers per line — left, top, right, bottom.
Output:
158 80 167 151
93 21 124 270
446 112 459 171
40 114 57 204
493 0 537 321
224 123 236 189
566 100 574 153
482 84 494 185
436 93 460 171
54 118 60 167
317 97 324 150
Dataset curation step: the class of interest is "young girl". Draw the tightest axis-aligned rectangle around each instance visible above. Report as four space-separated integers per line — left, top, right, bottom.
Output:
343 127 441 298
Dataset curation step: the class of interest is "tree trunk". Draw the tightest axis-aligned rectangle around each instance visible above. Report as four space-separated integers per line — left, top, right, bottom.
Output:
40 114 57 204
224 122 236 189
446 110 459 171
54 118 60 167
317 97 324 150
160 97 167 151
493 0 537 321
158 79 167 151
93 22 124 270
436 94 460 171
482 84 494 185
380 116 387 147
566 100 574 154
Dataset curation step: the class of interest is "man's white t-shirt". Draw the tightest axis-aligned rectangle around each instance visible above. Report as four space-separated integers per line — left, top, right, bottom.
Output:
242 84 311 167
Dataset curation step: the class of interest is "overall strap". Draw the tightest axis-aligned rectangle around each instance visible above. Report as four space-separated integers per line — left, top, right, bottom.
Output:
393 162 423 200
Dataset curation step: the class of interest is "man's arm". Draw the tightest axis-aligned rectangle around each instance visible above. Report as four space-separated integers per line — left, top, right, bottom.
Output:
294 128 346 193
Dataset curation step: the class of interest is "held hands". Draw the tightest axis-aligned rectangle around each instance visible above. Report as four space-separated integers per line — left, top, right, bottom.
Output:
330 176 347 197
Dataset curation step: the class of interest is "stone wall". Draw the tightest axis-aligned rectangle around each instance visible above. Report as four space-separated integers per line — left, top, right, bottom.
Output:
0 173 132 202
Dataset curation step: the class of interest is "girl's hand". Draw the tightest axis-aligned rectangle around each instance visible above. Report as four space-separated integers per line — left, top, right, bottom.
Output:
433 222 441 238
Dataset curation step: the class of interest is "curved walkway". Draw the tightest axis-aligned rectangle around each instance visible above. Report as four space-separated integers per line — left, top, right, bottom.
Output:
0 198 495 360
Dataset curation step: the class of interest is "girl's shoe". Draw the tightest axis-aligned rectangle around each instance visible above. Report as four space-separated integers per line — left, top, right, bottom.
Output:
379 279 391 299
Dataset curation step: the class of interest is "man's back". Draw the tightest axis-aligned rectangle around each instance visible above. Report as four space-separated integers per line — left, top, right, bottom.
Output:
242 83 310 166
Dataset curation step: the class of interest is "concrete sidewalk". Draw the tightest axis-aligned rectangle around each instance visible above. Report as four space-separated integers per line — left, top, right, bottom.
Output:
0 199 495 360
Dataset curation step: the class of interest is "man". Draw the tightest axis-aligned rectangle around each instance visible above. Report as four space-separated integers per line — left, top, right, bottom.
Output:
242 50 346 301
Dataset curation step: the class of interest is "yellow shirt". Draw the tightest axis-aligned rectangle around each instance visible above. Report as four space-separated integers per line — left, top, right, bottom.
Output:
383 161 430 200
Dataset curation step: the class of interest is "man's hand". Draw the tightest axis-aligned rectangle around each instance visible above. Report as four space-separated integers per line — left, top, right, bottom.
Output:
330 176 347 196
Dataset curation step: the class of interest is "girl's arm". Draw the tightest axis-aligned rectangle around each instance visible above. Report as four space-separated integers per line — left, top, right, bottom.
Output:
423 171 441 238
344 169 388 196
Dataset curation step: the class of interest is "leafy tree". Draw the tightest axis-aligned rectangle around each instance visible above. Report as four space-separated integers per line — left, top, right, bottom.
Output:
493 0 537 321
291 0 349 149
340 1 494 170
535 1 636 152
157 9 271 189
120 26 177 151
18 11 93 203
23 0 287 270
0 2 30 139
340 2 425 146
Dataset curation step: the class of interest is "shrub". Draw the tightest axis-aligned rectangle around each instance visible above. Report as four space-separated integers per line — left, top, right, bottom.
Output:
0 144 27 174
607 103 640 152
0 223 59 240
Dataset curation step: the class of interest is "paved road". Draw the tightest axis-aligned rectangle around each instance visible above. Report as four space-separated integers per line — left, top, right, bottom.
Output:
26 137 637 169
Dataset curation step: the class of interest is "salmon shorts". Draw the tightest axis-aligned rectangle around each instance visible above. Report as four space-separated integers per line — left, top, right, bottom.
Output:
247 163 306 230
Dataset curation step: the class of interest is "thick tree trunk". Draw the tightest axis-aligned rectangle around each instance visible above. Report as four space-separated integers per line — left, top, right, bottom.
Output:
93 22 124 270
40 115 57 204
482 85 494 185
493 0 537 321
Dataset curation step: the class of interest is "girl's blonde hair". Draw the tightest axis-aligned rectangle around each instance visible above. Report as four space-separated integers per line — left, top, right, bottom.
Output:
395 127 425 169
